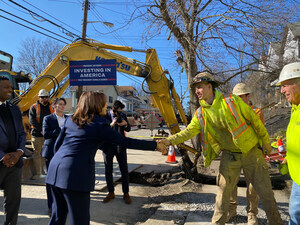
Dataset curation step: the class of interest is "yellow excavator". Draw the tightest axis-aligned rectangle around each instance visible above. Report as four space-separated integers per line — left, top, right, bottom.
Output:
0 40 200 178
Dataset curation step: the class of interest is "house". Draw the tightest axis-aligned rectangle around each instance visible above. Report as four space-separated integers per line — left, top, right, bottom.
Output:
116 86 152 113
64 85 152 114
65 85 119 113
252 22 300 106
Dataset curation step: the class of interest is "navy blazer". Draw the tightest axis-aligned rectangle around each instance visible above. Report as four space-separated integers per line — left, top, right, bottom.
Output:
46 115 156 192
42 113 67 160
0 102 26 168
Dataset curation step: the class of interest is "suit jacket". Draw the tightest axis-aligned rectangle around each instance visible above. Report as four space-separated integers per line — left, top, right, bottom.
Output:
46 115 156 192
42 113 67 160
102 111 131 152
0 102 26 168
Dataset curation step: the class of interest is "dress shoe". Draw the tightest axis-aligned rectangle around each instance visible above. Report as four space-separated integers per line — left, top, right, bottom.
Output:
31 174 46 180
123 193 132 204
48 208 52 217
103 192 115 203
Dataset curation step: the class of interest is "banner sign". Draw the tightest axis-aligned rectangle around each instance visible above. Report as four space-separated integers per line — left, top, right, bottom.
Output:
69 59 116 86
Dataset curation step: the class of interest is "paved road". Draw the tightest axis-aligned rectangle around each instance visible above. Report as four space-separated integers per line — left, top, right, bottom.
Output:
0 126 291 224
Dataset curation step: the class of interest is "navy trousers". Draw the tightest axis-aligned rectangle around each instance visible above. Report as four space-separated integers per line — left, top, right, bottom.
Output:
45 159 53 209
102 146 129 194
48 185 90 225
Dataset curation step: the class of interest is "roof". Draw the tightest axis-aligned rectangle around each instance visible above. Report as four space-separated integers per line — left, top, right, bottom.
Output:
287 22 300 38
116 86 137 96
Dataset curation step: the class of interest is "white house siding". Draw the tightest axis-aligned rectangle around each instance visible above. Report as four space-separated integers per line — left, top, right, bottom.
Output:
283 30 299 63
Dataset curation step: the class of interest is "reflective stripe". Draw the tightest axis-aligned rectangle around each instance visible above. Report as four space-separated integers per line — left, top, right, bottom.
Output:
196 107 207 151
33 103 54 123
231 122 251 139
222 94 251 139
223 94 242 126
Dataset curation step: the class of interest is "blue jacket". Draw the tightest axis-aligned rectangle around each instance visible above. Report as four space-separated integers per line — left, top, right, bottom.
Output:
42 113 67 160
0 102 26 168
46 115 156 192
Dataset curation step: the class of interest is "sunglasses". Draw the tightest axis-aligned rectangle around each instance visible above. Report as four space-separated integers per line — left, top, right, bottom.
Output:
40 96 49 99
192 76 211 83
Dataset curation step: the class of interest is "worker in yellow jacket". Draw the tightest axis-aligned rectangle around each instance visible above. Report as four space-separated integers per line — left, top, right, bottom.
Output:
159 71 282 225
226 83 265 225
276 62 300 225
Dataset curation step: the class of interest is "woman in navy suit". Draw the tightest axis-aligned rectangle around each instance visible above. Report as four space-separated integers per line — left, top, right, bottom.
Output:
42 97 67 217
46 92 165 225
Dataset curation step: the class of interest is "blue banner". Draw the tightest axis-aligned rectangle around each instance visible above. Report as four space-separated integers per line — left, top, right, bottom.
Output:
69 59 116 86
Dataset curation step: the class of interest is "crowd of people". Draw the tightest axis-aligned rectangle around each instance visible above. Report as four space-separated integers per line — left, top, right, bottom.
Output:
0 61 299 225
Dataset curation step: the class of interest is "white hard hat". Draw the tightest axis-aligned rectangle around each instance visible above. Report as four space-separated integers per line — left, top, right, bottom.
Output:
277 62 300 86
38 89 50 97
232 83 251 96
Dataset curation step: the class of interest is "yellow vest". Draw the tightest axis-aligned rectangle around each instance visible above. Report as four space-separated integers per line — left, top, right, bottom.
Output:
286 104 300 185
168 90 269 167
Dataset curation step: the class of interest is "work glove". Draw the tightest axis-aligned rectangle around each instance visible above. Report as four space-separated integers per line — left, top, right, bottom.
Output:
156 142 168 155
263 143 272 156
158 138 171 146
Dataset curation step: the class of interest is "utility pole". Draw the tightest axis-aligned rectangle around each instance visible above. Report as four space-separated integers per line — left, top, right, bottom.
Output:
77 0 89 101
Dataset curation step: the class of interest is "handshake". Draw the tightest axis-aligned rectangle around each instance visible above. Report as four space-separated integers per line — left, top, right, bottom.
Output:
155 139 171 155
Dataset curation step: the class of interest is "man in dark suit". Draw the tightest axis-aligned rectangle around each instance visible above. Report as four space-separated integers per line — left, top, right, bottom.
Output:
102 100 132 204
0 76 26 225
42 97 67 217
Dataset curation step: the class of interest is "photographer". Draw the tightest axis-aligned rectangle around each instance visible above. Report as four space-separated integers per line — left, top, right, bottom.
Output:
102 100 132 204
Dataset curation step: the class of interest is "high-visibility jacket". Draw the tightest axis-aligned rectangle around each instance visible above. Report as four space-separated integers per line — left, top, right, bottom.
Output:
168 90 269 167
251 105 265 125
286 104 300 185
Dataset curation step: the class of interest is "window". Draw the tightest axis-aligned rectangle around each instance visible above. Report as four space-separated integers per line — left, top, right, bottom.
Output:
109 96 113 103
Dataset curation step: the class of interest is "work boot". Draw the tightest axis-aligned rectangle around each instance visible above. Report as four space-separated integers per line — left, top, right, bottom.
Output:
226 210 237 222
103 192 115 203
123 193 132 204
247 214 258 225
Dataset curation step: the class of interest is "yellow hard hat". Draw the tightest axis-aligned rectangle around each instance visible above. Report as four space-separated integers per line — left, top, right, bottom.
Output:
232 83 251 96
276 62 300 85
191 71 220 88
38 89 50 97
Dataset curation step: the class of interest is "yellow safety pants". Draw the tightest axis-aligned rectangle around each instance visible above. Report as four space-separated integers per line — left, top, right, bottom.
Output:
212 146 283 225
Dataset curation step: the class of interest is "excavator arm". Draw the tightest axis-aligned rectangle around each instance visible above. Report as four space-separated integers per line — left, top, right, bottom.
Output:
9 39 199 175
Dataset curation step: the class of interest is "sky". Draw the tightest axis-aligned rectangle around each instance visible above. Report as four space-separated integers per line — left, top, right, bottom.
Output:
0 0 189 105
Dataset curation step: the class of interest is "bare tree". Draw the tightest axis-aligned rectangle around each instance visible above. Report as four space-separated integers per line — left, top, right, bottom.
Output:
131 0 299 113
16 37 63 78
15 37 67 94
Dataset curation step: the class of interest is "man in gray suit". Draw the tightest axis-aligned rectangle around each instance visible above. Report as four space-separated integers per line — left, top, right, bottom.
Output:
0 76 26 225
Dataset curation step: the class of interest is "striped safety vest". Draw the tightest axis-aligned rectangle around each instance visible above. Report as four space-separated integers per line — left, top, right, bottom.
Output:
196 94 251 151
33 103 54 123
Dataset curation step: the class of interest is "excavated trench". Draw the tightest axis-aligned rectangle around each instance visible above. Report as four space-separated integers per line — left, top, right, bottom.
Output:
129 162 288 190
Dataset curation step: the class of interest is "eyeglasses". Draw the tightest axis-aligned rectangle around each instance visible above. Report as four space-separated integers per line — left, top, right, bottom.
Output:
39 96 49 99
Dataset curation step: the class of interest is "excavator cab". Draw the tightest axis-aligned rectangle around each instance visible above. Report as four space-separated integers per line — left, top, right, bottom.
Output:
0 50 32 101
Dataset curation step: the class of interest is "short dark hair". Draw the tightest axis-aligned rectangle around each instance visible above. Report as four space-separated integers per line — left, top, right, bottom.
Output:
113 100 125 110
0 76 9 81
52 97 66 105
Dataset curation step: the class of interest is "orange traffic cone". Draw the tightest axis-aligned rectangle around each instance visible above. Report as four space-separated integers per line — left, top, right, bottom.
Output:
277 138 285 152
166 145 177 164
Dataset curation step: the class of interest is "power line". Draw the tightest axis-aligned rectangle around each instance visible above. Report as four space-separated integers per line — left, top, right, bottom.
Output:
0 8 72 42
7 0 80 39
0 14 68 44
22 0 82 35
